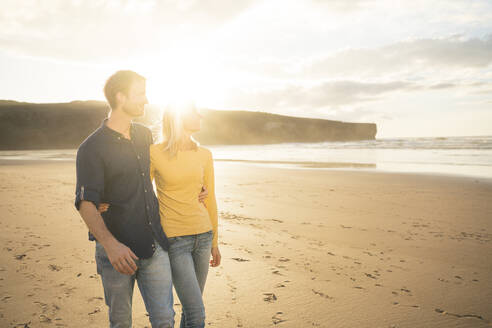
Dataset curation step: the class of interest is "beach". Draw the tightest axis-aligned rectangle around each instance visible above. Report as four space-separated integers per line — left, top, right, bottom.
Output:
1 160 491 327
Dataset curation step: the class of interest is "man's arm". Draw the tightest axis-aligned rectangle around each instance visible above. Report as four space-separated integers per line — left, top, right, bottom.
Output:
78 200 138 275
75 143 138 275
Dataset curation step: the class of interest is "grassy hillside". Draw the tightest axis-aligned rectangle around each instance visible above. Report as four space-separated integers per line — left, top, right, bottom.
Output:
0 100 376 150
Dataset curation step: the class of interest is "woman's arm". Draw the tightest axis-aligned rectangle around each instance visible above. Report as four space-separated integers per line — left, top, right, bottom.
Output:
203 149 218 248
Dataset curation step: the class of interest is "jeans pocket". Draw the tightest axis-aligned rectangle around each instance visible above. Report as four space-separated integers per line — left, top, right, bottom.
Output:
95 242 111 275
168 236 181 244
200 230 213 243
95 241 105 258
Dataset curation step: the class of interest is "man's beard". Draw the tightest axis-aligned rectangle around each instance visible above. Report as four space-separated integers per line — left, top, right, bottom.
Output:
122 103 144 117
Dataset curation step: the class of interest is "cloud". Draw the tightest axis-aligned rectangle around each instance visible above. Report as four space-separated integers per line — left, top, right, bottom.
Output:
428 83 457 90
0 0 258 61
224 80 414 111
272 35 492 79
310 0 492 23
221 78 486 119
309 0 375 13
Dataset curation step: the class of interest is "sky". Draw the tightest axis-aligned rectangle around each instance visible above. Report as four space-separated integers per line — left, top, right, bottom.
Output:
1 0 491 137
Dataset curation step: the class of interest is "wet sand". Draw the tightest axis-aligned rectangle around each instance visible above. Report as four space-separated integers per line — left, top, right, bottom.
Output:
0 161 491 327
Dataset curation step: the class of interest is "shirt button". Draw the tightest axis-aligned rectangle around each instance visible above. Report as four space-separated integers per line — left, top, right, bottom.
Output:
137 155 141 159
144 189 147 193
117 137 121 140
152 244 155 250
141 172 145 176
146 205 149 210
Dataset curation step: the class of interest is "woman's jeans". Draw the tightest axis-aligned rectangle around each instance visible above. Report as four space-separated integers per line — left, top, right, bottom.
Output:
95 241 175 328
168 230 213 328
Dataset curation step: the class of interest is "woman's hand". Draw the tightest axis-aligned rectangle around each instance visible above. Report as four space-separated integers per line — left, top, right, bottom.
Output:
210 246 221 267
98 203 110 213
199 186 208 207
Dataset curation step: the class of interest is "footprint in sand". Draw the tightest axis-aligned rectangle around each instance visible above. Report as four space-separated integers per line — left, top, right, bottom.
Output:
434 308 490 324
49 264 62 271
88 308 101 315
272 312 286 325
400 287 412 296
225 274 238 303
311 289 334 300
14 254 27 260
275 282 287 288
263 293 277 302
39 314 51 323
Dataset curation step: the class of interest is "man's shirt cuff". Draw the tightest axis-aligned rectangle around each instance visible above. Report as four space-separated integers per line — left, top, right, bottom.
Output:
74 185 102 210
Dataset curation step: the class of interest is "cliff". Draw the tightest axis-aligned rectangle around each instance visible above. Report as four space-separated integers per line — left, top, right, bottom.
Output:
0 100 377 150
195 109 377 145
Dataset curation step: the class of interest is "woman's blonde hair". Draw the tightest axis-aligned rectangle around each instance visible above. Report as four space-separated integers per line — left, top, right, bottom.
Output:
161 102 199 158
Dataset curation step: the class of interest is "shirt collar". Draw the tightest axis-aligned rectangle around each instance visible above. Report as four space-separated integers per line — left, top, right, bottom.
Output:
100 118 135 139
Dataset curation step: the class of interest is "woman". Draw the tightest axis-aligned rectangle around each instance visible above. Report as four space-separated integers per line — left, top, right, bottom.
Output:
100 102 221 327
150 102 221 328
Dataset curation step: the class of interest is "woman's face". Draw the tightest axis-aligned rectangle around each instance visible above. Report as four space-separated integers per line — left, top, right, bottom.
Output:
182 106 203 133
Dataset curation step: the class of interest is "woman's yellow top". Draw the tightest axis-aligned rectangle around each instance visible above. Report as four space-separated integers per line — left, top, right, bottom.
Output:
150 144 218 247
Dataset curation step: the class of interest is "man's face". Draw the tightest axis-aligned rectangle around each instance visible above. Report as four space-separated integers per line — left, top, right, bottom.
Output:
121 79 148 117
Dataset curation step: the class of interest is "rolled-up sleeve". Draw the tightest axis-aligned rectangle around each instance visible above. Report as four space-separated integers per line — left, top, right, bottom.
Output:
75 143 105 210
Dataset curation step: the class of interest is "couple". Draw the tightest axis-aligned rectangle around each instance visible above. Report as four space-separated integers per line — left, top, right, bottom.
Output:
74 70 221 328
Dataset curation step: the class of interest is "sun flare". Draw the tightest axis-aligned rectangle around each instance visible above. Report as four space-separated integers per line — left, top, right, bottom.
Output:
137 48 228 110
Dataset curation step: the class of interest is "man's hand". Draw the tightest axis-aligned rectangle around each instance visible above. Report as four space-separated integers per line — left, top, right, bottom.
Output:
78 201 136 274
103 239 139 275
199 186 208 206
210 246 221 267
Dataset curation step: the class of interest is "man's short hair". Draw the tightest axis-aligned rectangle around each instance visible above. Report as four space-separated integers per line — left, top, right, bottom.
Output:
103 70 145 109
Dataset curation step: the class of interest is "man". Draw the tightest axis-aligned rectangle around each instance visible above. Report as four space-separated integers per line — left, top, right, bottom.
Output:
75 70 207 327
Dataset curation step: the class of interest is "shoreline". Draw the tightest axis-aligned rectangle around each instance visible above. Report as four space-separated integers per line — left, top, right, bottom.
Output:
1 157 492 183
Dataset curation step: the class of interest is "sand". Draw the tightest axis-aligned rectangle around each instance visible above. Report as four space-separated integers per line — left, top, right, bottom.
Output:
0 161 491 328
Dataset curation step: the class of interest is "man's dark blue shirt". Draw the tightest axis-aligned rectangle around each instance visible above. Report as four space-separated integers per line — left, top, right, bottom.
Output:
74 119 169 259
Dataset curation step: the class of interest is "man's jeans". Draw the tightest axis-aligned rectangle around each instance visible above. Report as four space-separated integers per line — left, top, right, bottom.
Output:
168 230 213 328
95 241 175 328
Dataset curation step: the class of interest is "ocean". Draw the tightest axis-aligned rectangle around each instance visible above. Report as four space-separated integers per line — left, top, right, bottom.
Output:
1 136 491 179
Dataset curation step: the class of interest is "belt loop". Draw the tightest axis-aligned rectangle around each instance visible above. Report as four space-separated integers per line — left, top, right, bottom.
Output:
194 234 199 250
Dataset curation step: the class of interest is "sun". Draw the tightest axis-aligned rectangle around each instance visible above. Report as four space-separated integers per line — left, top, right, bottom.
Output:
136 47 228 110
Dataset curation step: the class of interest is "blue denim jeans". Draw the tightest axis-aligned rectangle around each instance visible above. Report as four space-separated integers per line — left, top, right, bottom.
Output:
168 230 213 328
95 241 175 328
